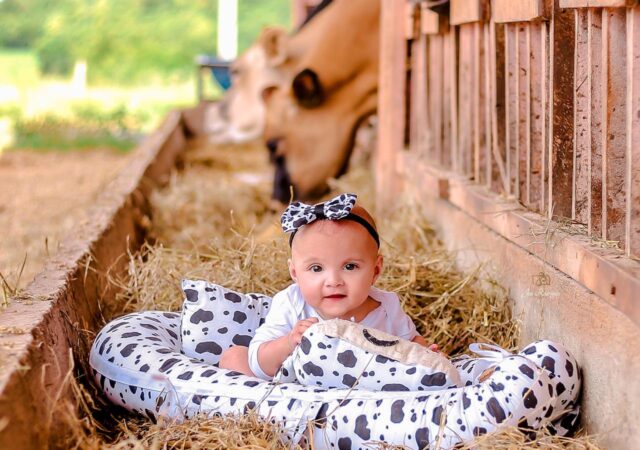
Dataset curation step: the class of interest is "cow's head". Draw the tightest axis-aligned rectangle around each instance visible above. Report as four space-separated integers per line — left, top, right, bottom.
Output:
263 66 378 203
204 27 289 144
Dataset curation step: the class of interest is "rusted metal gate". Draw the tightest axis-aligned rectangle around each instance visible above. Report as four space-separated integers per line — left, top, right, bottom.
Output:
377 4 640 445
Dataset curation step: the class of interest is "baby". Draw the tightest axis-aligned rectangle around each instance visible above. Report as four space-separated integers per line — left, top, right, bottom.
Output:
219 193 436 379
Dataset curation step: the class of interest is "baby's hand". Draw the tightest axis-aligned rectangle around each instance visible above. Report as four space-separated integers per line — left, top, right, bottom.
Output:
428 343 439 352
288 318 319 351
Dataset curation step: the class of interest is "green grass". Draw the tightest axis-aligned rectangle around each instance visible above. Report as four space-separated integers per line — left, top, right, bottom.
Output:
11 131 137 152
0 48 210 152
0 49 39 87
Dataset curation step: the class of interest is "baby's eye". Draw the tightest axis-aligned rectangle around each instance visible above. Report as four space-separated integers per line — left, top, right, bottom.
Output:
344 263 358 271
309 264 323 273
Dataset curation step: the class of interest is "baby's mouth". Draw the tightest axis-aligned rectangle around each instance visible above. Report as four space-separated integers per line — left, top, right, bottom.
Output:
324 294 346 300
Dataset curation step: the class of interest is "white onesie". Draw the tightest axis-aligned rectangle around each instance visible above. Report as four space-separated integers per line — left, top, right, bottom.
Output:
247 283 419 380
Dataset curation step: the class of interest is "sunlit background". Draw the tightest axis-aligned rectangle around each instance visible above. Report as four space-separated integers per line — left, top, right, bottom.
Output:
0 0 290 152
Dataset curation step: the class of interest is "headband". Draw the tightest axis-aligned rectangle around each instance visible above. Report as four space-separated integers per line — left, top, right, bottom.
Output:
280 193 380 247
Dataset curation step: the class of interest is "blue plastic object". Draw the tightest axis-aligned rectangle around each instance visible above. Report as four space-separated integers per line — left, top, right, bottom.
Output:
212 65 232 90
196 55 233 91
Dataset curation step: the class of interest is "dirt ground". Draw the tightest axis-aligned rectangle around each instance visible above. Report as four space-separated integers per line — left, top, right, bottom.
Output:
0 149 130 294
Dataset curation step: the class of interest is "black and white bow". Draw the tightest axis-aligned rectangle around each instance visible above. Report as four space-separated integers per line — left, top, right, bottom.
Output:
281 193 357 233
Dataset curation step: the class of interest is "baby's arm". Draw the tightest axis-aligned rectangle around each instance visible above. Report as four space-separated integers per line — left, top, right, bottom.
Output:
257 317 318 377
412 334 440 352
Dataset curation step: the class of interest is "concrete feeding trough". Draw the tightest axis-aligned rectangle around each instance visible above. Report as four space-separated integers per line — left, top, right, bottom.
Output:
0 104 208 449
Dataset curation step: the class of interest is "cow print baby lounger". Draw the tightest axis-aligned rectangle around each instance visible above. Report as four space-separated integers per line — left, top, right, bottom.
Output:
90 279 581 449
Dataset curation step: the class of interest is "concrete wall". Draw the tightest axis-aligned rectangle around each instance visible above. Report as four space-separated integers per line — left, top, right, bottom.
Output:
404 185 640 449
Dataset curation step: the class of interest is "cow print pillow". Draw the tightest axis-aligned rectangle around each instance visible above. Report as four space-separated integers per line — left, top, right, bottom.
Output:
275 319 461 392
180 279 272 366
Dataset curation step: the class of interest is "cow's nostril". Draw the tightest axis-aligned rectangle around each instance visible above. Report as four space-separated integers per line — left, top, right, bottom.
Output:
266 138 280 154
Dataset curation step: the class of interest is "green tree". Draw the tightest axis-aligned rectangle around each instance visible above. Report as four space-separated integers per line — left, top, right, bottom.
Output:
0 0 290 84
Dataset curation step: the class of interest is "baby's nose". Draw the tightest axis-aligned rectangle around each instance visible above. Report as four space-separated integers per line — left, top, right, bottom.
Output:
325 270 344 286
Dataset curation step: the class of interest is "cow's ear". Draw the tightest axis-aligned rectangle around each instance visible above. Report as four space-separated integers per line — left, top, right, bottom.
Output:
260 27 287 67
292 69 324 108
261 85 278 104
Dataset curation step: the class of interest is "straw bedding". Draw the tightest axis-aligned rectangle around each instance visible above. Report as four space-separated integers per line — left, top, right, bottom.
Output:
65 139 600 449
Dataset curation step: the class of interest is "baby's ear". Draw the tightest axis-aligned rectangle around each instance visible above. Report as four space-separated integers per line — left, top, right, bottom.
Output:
288 258 297 282
372 254 383 282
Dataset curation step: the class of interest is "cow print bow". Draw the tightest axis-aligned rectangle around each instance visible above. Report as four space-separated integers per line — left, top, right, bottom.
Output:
281 193 357 233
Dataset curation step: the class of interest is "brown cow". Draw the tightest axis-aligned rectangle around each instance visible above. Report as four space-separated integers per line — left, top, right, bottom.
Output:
204 27 290 143
262 0 380 202
204 1 336 144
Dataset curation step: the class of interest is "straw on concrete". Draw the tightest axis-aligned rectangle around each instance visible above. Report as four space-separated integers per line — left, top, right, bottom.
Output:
72 140 598 449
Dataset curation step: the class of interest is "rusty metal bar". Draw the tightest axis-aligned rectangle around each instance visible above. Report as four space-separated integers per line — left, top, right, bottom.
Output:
589 8 604 237
602 8 627 246
449 29 459 170
443 32 454 169
529 21 545 212
483 22 493 187
428 35 445 165
574 9 591 224
550 6 575 220
458 25 473 176
517 24 529 204
473 22 482 183
491 22 509 194
626 6 640 257
505 24 514 196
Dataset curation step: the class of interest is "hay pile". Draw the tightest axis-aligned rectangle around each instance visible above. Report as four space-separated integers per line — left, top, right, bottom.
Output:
68 140 599 449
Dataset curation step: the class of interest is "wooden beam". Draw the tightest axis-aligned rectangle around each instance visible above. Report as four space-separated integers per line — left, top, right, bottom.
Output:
560 0 638 8
376 0 407 211
405 0 418 40
410 32 429 159
628 7 640 257
450 0 486 26
421 4 448 34
400 152 640 328
492 0 547 24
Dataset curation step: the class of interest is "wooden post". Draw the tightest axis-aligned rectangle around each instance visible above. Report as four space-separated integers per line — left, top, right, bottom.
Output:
528 21 547 212
377 0 407 211
217 0 237 60
628 6 640 257
410 7 430 160
549 6 575 220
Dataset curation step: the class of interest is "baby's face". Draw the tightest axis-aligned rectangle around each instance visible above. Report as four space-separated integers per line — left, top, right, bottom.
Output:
288 219 382 320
